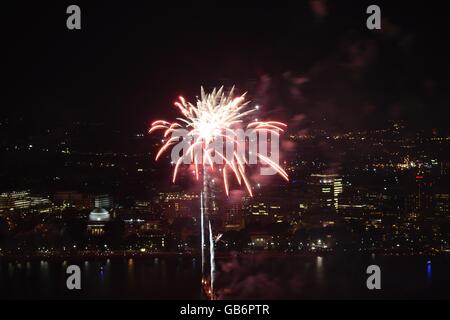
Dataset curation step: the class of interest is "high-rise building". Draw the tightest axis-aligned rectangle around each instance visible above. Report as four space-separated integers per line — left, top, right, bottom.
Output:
308 174 343 212
406 174 433 214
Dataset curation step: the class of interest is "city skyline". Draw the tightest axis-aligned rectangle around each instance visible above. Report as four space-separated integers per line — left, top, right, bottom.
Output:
2 0 450 301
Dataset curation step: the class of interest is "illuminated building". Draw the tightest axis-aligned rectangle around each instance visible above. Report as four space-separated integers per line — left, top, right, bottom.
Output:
223 203 245 230
434 193 449 216
440 161 450 176
89 207 111 222
54 191 90 209
0 191 52 212
243 194 284 225
308 174 343 212
132 200 152 214
87 207 111 236
54 192 112 210
138 233 167 250
94 194 113 209
250 202 269 216
406 174 433 214
249 232 273 249
0 191 30 210
156 192 199 223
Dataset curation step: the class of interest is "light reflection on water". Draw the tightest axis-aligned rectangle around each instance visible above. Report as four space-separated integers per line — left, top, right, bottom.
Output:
427 261 432 283
0 255 448 299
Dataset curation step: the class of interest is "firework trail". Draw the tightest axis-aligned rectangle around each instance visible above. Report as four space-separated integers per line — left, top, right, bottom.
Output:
209 220 215 297
149 86 289 299
200 192 205 278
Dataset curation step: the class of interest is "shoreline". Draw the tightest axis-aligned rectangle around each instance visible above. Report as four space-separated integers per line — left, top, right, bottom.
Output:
1 250 447 262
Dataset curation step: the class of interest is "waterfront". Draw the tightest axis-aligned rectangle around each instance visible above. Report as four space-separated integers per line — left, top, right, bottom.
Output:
1 254 449 299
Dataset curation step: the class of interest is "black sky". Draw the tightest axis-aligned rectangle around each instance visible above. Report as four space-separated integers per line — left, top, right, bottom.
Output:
4 1 450 133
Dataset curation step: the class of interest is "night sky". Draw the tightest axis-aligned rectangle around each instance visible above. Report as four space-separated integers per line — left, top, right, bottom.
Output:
4 1 450 133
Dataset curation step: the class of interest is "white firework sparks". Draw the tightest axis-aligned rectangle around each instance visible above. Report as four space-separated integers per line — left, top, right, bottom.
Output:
149 86 289 196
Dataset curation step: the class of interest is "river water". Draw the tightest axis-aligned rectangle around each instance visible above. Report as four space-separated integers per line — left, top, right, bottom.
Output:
1 254 449 299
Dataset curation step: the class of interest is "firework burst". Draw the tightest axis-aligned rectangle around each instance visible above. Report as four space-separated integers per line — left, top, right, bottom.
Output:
149 86 289 196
